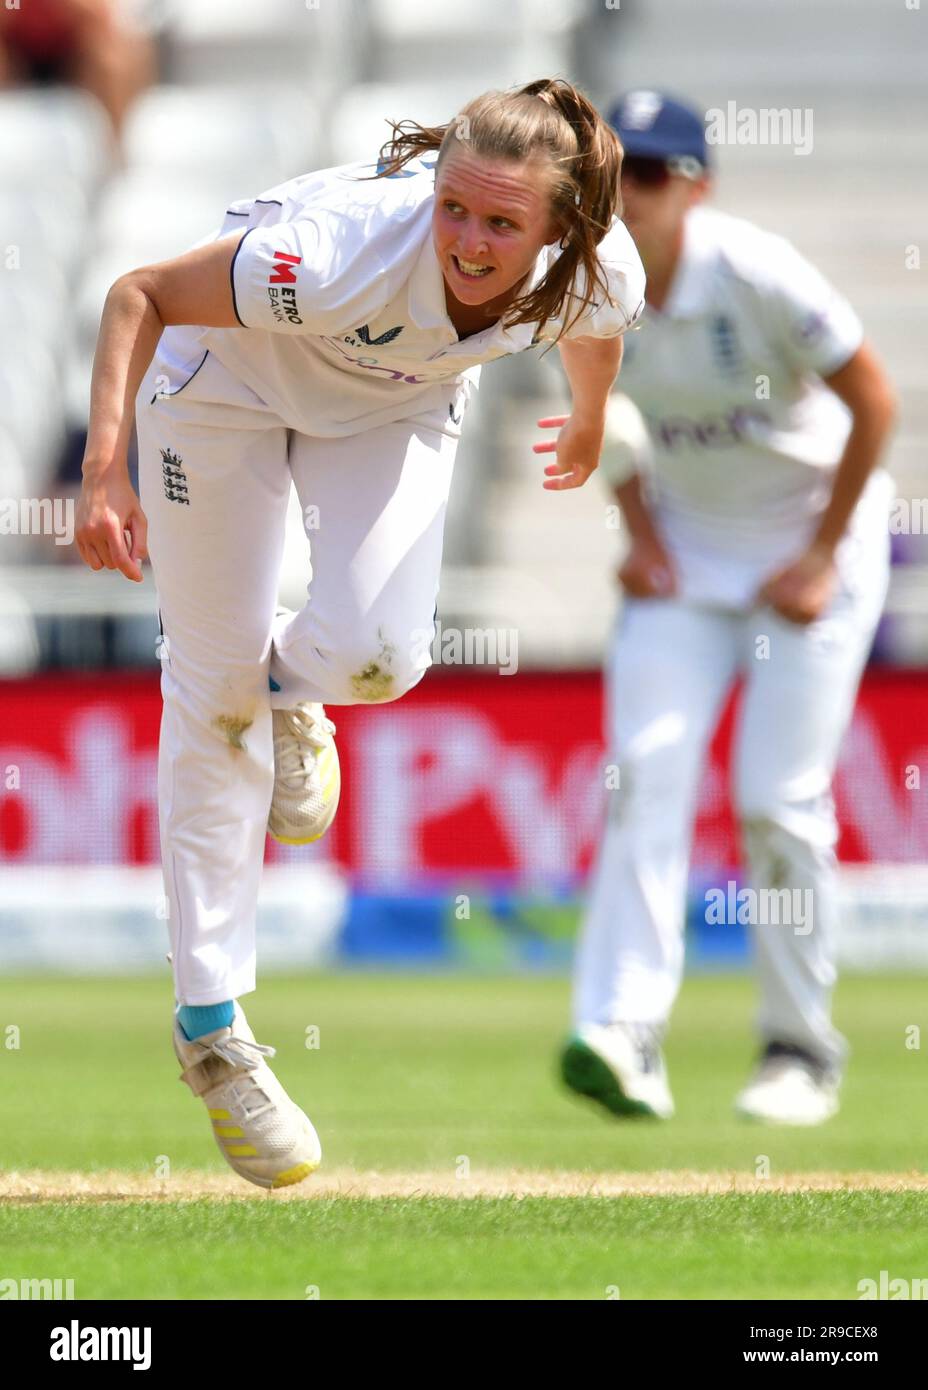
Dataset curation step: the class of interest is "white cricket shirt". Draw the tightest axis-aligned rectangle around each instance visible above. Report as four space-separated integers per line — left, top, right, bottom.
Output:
154 154 646 438
600 205 892 607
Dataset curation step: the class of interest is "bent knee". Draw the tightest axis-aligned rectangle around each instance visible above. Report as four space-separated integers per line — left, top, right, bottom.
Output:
325 636 429 704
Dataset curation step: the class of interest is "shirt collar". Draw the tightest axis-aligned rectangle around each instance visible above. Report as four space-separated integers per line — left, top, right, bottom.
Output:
661 207 719 319
407 224 451 330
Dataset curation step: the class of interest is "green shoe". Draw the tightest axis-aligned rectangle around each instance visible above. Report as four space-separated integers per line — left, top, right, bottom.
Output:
560 1024 674 1120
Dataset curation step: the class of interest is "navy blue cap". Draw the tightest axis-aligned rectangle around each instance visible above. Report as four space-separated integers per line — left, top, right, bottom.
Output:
607 90 709 168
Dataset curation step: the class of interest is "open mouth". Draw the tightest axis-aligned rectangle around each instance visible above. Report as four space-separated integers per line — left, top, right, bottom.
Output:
452 254 493 280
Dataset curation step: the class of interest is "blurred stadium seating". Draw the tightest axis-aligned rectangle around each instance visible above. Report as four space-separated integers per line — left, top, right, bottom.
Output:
0 0 925 672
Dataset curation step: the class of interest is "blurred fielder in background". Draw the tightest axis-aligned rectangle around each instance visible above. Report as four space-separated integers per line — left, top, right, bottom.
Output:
561 91 897 1128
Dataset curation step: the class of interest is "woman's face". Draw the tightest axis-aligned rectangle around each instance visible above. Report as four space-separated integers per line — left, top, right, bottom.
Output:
433 145 562 312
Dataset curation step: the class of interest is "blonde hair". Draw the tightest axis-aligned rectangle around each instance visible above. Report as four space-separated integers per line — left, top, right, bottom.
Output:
355 77 625 347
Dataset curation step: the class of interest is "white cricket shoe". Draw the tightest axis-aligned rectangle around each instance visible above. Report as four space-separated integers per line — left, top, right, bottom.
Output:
560 1022 675 1120
268 701 340 845
173 1001 322 1189
735 1042 840 1126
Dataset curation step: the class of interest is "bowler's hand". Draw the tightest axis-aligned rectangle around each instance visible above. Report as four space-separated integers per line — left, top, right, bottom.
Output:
533 413 604 491
75 473 149 582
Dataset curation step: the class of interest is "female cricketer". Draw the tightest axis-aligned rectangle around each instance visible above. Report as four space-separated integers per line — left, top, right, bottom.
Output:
74 78 646 1188
561 92 896 1128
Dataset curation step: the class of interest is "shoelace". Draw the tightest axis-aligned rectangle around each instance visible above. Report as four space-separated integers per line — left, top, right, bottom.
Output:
608 1023 664 1075
629 1025 663 1075
207 1034 278 1122
211 1035 276 1068
275 705 336 789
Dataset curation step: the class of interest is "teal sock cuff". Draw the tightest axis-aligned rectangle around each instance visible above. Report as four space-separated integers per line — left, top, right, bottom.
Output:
177 1001 234 1042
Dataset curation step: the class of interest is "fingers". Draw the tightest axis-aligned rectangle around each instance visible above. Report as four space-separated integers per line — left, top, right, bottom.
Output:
76 536 105 571
775 602 816 626
758 584 818 624
542 470 589 491
107 518 143 582
533 416 569 454
617 545 678 598
618 566 657 597
76 518 144 582
534 416 598 485
543 456 593 486
127 510 149 567
77 529 115 570
649 565 675 597
618 571 676 598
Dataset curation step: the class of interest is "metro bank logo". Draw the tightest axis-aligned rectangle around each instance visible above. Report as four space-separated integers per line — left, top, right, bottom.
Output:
267 250 303 325
270 251 301 284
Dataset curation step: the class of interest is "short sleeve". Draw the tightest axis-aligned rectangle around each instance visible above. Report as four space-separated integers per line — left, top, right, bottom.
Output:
598 391 654 489
230 210 389 335
755 237 864 377
557 217 647 341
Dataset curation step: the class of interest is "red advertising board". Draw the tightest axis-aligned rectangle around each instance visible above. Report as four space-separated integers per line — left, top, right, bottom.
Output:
0 670 926 874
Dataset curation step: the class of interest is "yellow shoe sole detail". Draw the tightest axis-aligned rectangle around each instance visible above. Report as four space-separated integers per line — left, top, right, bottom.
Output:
271 1160 319 1188
268 799 339 846
269 830 328 846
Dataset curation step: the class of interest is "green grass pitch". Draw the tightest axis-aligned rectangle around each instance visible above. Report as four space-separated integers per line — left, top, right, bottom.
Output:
1 972 927 1299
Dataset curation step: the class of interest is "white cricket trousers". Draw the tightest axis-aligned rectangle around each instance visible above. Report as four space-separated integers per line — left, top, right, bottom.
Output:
136 355 461 1005
573 535 890 1071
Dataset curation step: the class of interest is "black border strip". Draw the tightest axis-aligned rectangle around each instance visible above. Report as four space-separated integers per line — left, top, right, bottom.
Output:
229 226 257 327
224 198 283 215
151 350 210 404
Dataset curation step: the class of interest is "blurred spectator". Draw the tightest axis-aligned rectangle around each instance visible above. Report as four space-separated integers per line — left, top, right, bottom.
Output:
0 0 155 150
